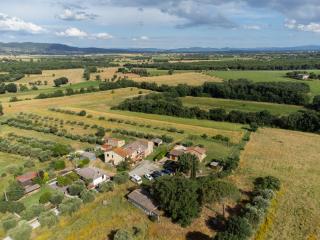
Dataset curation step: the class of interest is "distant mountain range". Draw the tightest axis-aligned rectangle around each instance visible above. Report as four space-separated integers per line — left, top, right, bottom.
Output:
1 42 320 55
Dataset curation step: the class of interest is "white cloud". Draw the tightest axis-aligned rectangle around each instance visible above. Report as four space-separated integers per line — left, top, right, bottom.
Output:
133 36 149 41
58 9 97 21
92 32 113 40
56 27 88 38
0 13 44 34
285 19 320 33
243 24 261 30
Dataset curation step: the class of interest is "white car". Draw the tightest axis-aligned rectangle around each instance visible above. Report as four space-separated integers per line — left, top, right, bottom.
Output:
130 174 143 185
144 173 153 181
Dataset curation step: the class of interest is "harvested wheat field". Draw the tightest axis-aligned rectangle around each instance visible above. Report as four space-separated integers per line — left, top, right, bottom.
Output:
132 72 222 86
91 67 139 80
235 128 320 240
18 68 84 86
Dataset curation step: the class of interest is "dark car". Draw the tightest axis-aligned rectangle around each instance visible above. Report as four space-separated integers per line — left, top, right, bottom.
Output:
151 171 162 179
161 169 173 175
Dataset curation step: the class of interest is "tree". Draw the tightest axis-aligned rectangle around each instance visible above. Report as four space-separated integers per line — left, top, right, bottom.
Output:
38 211 58 228
114 229 132 240
49 191 64 206
5 83 18 93
0 102 3 115
113 172 129 184
223 216 252 239
152 176 200 227
177 153 196 174
2 216 17 231
254 176 281 191
68 181 86 196
39 191 52 204
6 181 25 201
80 190 95 203
98 181 114 193
59 198 82 216
21 204 45 220
8 221 32 240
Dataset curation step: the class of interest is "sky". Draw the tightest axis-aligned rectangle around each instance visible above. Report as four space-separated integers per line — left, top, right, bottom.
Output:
0 0 320 49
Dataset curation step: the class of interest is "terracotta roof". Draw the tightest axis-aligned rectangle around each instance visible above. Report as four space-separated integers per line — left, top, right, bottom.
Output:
169 149 184 157
16 172 37 183
128 189 158 212
111 147 129 158
102 144 113 151
187 146 206 155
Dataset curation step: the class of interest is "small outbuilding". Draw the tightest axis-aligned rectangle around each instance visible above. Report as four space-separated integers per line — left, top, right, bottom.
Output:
151 138 163 147
127 189 159 219
76 167 110 188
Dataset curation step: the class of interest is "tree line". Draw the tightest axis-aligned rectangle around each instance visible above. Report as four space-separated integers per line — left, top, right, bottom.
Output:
114 93 320 133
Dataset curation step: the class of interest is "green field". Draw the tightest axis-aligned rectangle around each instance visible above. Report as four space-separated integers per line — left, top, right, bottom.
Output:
181 96 304 115
207 70 320 96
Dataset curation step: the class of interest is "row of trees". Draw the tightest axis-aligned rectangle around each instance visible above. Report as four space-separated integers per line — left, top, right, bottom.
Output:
0 72 24 83
286 71 320 80
114 93 320 133
124 56 320 71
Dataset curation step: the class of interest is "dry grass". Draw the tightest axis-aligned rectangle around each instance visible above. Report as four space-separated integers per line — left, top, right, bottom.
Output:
18 68 84 86
90 67 139 81
132 72 222 86
235 128 320 240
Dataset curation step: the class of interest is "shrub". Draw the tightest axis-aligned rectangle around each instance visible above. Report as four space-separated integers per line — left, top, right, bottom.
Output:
113 172 129 185
39 191 52 204
0 201 25 214
80 190 95 203
52 160 66 170
21 204 45 220
38 211 58 228
114 229 132 240
254 176 281 191
98 181 114 193
2 216 17 231
8 221 32 240
59 198 82 216
224 216 252 239
68 181 86 196
252 196 270 211
49 191 64 206
242 204 264 228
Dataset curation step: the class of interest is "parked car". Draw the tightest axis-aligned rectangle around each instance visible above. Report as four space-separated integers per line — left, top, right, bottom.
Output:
130 174 142 184
161 169 173 175
151 171 162 179
144 173 153 181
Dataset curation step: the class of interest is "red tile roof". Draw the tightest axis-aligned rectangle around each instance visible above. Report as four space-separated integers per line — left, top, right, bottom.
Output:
16 172 37 183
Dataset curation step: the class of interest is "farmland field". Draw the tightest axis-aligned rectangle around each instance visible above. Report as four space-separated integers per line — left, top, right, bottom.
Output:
207 70 320 96
18 68 85 86
181 96 304 115
132 72 222 86
235 128 320 240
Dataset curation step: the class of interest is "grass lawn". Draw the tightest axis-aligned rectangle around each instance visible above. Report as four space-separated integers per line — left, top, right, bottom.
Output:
234 128 320 240
207 70 320 97
181 96 304 115
20 186 53 208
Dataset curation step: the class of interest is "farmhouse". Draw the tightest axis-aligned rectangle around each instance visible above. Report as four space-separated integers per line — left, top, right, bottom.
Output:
104 147 130 165
103 137 125 148
123 139 154 161
297 73 310 80
76 167 110 188
127 189 159 218
168 145 207 161
16 172 40 194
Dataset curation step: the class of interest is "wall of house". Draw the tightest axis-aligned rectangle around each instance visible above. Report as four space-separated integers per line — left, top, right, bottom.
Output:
104 152 125 165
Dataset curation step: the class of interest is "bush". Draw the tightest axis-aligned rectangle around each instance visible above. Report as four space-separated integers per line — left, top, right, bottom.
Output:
80 190 95 203
52 160 65 170
0 201 25 214
2 216 17 231
21 204 45 220
6 181 25 201
39 191 52 204
252 196 270 211
38 211 58 228
98 181 114 193
68 181 86 196
8 221 32 240
113 172 129 185
242 204 264 228
224 216 252 239
254 176 281 191
58 198 82 216
49 191 64 206
114 229 132 240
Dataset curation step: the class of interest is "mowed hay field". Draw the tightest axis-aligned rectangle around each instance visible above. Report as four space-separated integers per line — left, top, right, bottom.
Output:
181 96 304 115
235 128 320 240
207 70 320 96
90 67 139 80
18 68 85 86
132 72 222 86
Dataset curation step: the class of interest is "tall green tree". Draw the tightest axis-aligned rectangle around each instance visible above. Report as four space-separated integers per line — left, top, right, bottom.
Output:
152 176 200 227
0 102 3 115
